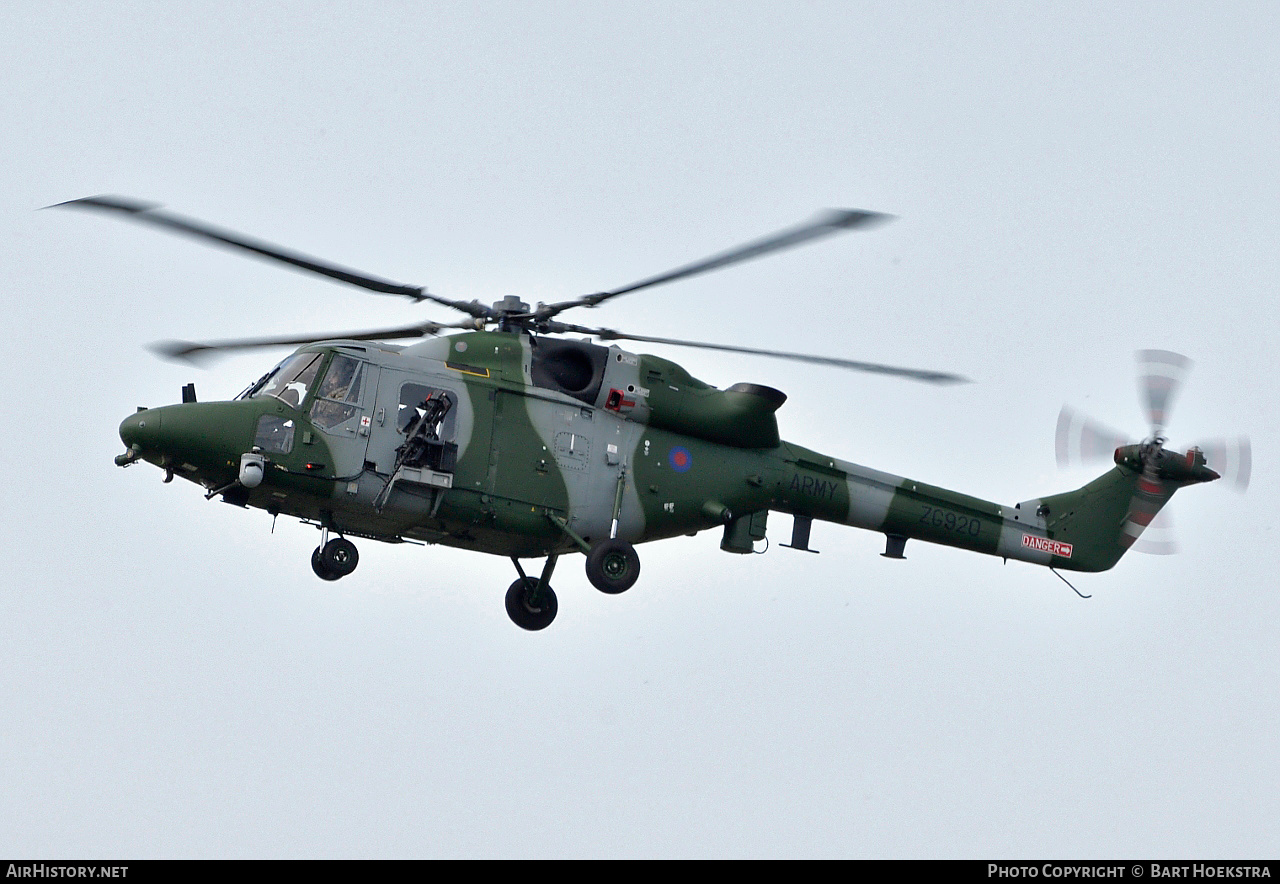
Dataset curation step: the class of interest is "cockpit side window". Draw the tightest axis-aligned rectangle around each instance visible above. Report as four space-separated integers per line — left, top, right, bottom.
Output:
309 354 366 430
250 353 323 408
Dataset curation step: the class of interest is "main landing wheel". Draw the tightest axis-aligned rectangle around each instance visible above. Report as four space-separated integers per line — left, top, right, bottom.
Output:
311 537 359 581
585 539 641 594
505 577 558 631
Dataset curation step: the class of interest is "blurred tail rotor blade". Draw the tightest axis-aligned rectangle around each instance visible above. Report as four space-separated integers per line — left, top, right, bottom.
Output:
1120 467 1176 552
1137 349 1192 436
1130 507 1178 555
1194 436 1252 491
1055 406 1132 467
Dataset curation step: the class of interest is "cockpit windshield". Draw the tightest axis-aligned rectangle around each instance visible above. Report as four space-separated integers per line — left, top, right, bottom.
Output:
247 352 323 408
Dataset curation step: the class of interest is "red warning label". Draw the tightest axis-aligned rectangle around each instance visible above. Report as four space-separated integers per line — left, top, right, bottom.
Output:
1022 534 1073 558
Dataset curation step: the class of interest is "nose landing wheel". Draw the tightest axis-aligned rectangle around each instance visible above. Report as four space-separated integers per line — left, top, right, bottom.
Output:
505 577 558 631
311 536 359 581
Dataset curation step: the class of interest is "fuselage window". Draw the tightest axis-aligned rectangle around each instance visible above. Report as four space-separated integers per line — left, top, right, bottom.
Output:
310 355 366 430
395 383 459 473
253 414 295 454
398 383 458 440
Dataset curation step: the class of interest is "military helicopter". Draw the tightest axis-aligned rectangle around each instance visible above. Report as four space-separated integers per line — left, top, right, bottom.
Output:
60 196 1243 629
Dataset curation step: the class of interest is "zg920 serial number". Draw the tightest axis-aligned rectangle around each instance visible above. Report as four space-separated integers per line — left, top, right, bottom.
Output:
919 505 982 537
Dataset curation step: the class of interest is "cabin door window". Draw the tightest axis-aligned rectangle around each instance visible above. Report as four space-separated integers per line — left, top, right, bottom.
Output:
396 383 460 473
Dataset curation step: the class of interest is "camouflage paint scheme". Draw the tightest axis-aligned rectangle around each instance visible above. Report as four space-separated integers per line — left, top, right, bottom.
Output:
118 330 1216 575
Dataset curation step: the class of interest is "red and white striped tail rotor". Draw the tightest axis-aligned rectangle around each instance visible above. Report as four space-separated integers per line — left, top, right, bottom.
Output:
1137 349 1191 437
1192 436 1252 492
1056 349 1250 557
1120 460 1177 554
1055 406 1132 468
1130 508 1179 555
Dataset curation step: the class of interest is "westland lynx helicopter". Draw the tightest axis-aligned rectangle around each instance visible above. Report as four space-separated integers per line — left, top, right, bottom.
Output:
60 197 1248 629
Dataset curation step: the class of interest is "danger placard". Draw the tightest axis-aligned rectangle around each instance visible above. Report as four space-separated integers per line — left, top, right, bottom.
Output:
1022 534 1073 558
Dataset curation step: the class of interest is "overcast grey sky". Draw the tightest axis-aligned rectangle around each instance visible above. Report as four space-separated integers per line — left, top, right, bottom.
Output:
2 1 1277 858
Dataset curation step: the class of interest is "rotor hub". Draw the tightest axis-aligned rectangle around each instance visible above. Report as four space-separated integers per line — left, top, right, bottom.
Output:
492 295 530 315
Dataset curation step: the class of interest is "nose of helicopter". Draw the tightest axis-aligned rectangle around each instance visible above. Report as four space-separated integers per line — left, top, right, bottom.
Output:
118 400 264 478
119 409 160 450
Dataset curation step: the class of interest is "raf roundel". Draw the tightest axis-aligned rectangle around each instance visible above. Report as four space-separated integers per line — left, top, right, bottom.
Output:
668 446 692 473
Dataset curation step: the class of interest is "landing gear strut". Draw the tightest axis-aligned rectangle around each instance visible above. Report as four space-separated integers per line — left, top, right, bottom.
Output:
311 536 359 581
505 555 559 631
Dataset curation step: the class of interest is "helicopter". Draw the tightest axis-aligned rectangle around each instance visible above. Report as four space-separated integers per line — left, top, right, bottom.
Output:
59 196 1244 629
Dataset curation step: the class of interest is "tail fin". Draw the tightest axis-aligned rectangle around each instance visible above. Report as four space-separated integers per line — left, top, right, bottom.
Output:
1036 468 1172 571
1039 445 1217 571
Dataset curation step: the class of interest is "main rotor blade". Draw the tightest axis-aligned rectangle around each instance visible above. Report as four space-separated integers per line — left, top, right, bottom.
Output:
48 195 493 319
536 209 893 319
1137 349 1191 436
1055 406 1132 467
557 324 966 384
151 319 477 364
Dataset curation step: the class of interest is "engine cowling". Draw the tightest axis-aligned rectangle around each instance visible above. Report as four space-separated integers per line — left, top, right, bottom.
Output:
639 356 786 449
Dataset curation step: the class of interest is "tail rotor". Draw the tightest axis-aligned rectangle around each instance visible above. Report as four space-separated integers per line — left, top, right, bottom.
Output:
1055 407 1132 468
1192 436 1252 491
1137 348 1192 438
1055 350 1249 555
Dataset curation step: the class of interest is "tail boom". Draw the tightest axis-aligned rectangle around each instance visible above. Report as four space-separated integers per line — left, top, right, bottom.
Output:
774 441 1212 573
